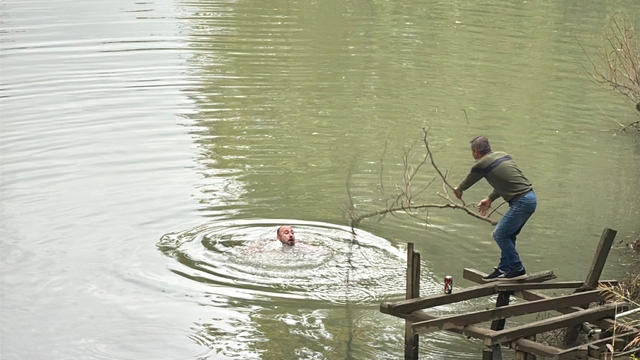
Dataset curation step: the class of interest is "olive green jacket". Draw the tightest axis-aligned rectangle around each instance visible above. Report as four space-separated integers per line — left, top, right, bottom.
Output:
457 151 533 203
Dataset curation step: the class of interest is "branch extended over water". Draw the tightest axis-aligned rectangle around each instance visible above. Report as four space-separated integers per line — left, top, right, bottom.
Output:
346 127 500 228
350 202 497 227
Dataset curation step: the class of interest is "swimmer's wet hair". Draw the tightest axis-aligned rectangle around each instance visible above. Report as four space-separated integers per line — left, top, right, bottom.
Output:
276 226 283 236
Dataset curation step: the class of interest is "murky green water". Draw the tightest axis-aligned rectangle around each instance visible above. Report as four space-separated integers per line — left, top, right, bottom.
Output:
2 0 639 359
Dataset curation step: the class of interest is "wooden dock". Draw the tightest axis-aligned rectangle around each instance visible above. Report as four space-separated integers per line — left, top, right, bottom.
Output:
381 228 640 359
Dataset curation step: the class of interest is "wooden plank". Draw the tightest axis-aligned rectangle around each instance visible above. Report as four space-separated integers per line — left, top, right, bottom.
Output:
404 244 420 360
566 228 618 346
583 228 617 289
508 280 618 300
411 290 605 334
498 282 596 291
484 302 623 346
464 267 627 334
555 330 639 360
514 338 558 358
465 268 617 289
611 347 640 357
516 288 634 334
464 268 556 284
380 282 497 316
404 310 493 340
473 268 616 345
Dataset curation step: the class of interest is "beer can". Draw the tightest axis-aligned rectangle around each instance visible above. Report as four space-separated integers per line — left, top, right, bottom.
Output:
444 276 453 294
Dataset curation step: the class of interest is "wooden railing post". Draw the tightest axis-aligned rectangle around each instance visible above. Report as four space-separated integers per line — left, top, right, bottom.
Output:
564 228 617 346
583 228 617 290
487 290 512 360
516 335 537 360
405 243 420 359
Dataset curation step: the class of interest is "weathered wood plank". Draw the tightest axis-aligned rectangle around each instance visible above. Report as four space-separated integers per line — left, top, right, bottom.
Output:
403 310 493 340
412 290 605 334
465 269 617 291
607 346 640 358
380 282 497 316
498 282 601 291
484 302 624 346
404 244 420 360
565 228 618 346
555 330 639 360
518 289 637 334
564 229 618 346
464 268 556 284
514 338 560 358
584 228 617 289
513 280 619 292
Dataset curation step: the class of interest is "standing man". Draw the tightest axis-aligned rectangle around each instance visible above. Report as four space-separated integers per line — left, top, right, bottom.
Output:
453 136 537 281
277 225 296 246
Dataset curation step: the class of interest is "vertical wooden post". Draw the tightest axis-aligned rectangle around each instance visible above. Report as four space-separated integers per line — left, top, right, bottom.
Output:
578 226 619 337
491 291 512 330
526 335 536 360
488 290 512 360
404 243 420 360
583 228 617 289
515 346 536 360
565 228 617 346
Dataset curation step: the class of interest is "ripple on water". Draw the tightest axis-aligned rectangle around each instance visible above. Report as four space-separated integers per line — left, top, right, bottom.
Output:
85 325 213 360
157 219 412 304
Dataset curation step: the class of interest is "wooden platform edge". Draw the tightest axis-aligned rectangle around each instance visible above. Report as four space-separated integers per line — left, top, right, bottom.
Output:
380 282 497 316
554 330 639 360
404 309 494 340
464 268 556 284
483 302 627 346
411 289 606 335
514 338 562 358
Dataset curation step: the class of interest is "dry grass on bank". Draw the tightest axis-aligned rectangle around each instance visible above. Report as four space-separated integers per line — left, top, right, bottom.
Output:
619 234 640 303
596 233 640 357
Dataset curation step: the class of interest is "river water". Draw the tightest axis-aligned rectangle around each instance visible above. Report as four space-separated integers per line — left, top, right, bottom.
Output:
1 0 639 359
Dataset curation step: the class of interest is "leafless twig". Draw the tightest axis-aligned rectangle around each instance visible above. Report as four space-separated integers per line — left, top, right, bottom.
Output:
347 127 499 228
583 15 640 132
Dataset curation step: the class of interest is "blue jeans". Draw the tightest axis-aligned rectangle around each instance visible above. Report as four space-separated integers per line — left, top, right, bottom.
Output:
493 190 537 272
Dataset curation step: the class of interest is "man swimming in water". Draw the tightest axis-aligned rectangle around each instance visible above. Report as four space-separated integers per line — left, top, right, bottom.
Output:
277 225 295 246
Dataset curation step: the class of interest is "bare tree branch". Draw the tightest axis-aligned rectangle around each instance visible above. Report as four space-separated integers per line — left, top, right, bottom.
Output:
422 127 458 195
583 14 640 131
351 202 497 227
346 127 499 228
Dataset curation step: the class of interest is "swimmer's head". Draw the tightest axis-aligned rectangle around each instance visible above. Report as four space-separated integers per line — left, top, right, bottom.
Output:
277 225 295 246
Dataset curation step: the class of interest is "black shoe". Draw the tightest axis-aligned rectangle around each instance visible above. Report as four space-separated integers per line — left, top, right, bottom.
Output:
498 268 527 280
482 268 504 281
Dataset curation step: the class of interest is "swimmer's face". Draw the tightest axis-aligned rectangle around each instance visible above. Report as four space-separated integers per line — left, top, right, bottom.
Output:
277 226 295 246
